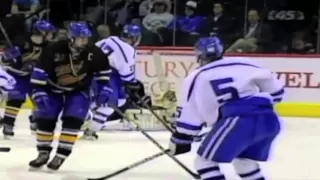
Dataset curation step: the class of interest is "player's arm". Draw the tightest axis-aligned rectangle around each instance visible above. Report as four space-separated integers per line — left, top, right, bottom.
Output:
114 51 148 105
169 74 204 156
30 45 54 87
29 43 54 109
91 47 112 85
255 69 285 103
91 47 113 106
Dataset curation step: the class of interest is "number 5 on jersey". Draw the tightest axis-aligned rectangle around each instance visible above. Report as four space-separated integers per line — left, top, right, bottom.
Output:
210 78 239 104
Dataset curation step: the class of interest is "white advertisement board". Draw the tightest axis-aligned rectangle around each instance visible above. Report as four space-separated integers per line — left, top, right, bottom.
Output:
136 50 320 103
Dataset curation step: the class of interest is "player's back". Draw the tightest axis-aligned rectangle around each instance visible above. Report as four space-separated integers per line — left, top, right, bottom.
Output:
95 36 136 105
191 57 284 125
95 36 136 81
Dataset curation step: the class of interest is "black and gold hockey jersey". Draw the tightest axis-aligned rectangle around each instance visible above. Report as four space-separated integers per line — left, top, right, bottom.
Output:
31 40 111 92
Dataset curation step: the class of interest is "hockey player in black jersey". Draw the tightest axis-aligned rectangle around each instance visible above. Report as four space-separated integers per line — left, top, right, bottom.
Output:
28 22 112 171
0 20 56 138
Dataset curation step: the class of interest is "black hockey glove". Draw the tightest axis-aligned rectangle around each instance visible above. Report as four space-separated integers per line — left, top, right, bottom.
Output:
124 80 151 107
169 131 193 156
21 61 36 72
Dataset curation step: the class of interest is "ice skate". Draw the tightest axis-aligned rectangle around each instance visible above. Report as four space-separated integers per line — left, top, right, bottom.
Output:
29 152 50 170
81 129 99 140
2 125 14 140
47 155 66 171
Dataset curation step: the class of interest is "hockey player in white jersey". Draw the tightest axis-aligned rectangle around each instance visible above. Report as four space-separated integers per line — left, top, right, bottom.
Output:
0 64 16 99
82 24 149 139
168 37 284 180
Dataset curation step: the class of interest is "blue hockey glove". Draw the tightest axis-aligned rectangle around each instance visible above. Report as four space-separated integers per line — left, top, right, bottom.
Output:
169 131 193 156
31 89 50 111
2 46 21 63
96 86 112 106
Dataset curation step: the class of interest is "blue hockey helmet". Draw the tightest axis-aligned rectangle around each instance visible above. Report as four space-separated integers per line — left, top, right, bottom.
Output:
122 24 141 46
2 46 21 61
68 22 92 38
68 22 92 50
32 20 56 43
194 37 224 64
34 20 56 32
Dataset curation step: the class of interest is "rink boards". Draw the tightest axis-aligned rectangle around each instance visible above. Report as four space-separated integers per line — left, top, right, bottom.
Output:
17 49 320 118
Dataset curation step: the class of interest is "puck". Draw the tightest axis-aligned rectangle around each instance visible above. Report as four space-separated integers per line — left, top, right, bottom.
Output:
0 147 10 152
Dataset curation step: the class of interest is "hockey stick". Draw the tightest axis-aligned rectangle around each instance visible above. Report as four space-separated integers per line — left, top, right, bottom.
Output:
93 150 169 180
65 105 199 180
0 21 13 47
64 151 168 180
64 105 199 180
0 20 29 77
111 105 199 179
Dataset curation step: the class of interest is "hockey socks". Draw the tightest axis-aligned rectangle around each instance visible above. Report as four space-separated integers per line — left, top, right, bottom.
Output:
57 117 82 158
2 99 24 137
31 117 82 171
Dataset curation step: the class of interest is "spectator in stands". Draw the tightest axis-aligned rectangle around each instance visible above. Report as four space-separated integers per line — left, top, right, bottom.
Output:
139 0 171 18
286 31 315 53
96 24 110 39
226 9 272 53
198 2 232 43
109 0 141 27
12 0 39 13
141 0 173 45
163 1 204 46
11 0 42 32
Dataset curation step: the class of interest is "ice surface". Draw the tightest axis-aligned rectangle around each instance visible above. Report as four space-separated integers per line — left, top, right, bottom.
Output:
0 110 320 180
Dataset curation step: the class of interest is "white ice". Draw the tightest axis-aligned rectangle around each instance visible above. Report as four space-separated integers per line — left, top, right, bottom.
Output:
0 110 319 180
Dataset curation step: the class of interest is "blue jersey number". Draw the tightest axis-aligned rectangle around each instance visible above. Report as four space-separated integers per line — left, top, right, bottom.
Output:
210 78 239 104
130 65 135 73
175 106 183 118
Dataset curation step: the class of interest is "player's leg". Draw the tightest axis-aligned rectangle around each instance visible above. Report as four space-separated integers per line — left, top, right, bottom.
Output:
195 116 257 179
27 85 37 133
1 75 28 139
233 113 281 180
29 92 63 169
83 77 123 140
47 89 91 170
29 111 37 133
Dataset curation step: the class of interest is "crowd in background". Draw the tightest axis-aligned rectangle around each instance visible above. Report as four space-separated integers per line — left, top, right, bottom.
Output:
0 0 319 54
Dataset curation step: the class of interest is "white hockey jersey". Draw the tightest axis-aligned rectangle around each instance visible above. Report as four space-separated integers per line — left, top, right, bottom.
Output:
175 57 285 136
0 66 16 91
95 36 136 82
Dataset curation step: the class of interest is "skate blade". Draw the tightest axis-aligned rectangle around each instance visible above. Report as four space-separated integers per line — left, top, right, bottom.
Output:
80 136 97 141
62 175 88 180
3 136 13 140
46 167 58 173
28 166 44 172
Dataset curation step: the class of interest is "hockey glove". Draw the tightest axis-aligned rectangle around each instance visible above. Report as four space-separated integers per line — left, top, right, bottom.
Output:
96 86 113 106
21 61 36 73
31 89 50 111
125 80 151 107
169 131 193 156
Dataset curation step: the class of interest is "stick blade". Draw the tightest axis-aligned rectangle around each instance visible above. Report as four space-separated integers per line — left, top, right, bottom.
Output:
0 147 10 152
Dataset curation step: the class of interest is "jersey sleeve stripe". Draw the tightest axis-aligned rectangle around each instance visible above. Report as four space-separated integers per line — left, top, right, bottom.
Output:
270 88 285 102
187 62 262 101
120 73 135 82
175 121 202 136
30 68 47 85
270 88 284 97
110 37 129 63
120 72 134 78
